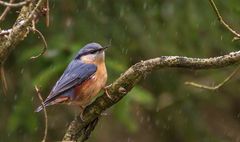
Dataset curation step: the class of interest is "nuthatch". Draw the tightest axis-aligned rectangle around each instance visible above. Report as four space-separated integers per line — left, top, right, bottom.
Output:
35 43 110 112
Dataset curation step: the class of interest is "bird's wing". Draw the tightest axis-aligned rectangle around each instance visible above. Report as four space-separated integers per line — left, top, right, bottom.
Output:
44 60 97 104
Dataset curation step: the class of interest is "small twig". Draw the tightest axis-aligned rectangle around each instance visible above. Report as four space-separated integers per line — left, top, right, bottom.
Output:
27 0 45 24
0 65 7 95
0 0 29 7
30 28 47 59
232 37 240 41
32 20 36 32
185 0 240 91
14 0 45 29
185 65 240 90
45 0 49 27
34 85 48 142
0 29 12 36
209 0 240 39
0 0 14 22
185 0 240 90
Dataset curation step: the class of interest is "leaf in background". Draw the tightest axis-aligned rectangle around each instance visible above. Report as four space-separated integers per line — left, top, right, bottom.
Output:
112 96 138 133
112 86 154 132
34 62 66 89
7 95 38 134
7 75 38 134
106 59 127 73
128 86 155 108
18 45 45 63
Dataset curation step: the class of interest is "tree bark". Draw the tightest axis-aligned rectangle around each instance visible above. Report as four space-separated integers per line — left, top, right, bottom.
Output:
0 0 45 64
63 51 240 141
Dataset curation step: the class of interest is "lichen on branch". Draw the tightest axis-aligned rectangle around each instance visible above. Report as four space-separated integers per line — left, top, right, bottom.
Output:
63 51 240 141
0 0 45 64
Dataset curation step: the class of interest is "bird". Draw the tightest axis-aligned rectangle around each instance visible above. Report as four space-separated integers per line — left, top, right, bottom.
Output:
35 42 110 113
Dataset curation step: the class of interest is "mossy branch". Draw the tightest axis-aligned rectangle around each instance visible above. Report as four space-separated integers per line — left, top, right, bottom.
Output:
0 0 46 94
0 0 45 64
63 51 240 141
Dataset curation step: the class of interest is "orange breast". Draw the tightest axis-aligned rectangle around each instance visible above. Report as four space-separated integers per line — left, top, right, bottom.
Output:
74 62 107 106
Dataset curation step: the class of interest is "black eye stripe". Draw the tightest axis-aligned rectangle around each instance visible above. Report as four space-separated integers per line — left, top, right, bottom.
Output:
75 48 103 59
89 48 103 54
89 50 98 54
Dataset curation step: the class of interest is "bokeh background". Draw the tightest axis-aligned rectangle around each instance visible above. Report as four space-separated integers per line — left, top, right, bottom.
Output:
1 0 240 141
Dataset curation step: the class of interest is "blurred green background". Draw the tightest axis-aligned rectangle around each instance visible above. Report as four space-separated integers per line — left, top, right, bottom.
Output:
1 0 240 141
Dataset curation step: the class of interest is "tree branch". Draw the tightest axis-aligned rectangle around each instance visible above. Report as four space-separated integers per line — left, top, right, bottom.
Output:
0 64 7 95
0 0 15 22
0 0 29 7
35 85 48 142
183 0 240 91
0 0 45 64
185 65 240 90
63 51 240 141
30 28 47 59
208 0 240 40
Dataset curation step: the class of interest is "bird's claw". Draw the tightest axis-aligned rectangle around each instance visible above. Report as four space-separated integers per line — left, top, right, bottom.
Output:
80 112 85 122
103 84 113 100
79 106 85 122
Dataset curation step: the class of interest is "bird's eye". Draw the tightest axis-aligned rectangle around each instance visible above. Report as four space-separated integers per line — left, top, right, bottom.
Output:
89 50 99 54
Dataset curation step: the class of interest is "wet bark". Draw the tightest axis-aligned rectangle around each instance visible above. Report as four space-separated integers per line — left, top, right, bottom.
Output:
0 0 45 64
63 51 240 142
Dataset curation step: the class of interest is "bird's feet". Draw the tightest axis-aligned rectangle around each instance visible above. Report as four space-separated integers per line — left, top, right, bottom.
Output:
103 84 113 100
79 106 85 122
80 112 85 122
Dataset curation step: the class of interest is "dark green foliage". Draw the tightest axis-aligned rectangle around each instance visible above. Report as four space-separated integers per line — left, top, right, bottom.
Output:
1 0 240 141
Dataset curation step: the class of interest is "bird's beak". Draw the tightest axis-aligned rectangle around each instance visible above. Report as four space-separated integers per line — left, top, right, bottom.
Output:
102 45 110 50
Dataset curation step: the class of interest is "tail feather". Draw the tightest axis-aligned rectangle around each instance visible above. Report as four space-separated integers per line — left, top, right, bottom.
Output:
35 101 50 112
35 96 69 112
35 105 44 112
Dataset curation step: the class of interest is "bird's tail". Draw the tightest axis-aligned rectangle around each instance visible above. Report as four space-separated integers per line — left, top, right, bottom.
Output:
35 105 44 112
35 102 50 112
35 96 55 112
35 100 52 112
35 96 69 112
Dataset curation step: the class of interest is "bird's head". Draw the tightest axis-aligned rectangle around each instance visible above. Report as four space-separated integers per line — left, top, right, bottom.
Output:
75 43 109 64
